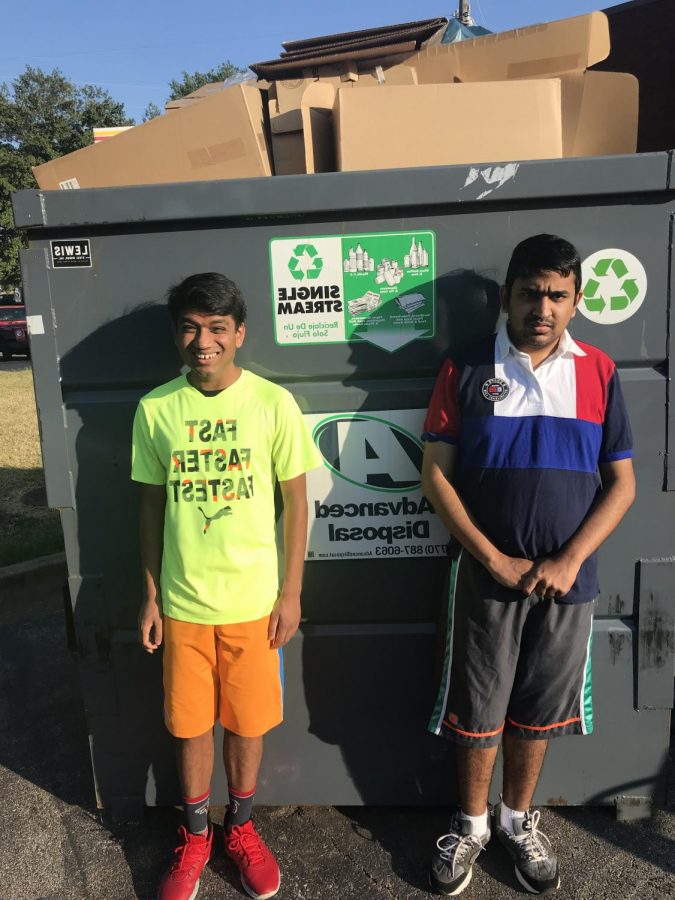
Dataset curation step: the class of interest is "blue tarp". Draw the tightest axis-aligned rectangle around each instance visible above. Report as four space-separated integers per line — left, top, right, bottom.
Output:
441 18 491 44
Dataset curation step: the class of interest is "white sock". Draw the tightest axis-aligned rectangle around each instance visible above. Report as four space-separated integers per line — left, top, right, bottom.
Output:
500 798 527 833
460 808 489 835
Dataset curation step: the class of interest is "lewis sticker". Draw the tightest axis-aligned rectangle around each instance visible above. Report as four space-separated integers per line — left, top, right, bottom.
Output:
50 239 92 269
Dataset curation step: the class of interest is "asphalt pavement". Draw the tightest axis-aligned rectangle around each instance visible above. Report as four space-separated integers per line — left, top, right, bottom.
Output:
0 574 673 900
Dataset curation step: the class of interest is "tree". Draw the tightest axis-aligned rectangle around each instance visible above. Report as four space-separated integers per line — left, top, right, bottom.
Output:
142 102 163 122
168 61 248 101
0 66 133 287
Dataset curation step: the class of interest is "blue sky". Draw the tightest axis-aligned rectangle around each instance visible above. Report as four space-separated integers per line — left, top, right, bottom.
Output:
3 1 609 121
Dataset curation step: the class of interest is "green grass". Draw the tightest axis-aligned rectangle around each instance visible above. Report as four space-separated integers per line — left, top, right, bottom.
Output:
0 366 64 567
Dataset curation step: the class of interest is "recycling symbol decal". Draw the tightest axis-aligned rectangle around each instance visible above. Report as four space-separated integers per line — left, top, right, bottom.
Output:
287 243 324 281
579 248 647 325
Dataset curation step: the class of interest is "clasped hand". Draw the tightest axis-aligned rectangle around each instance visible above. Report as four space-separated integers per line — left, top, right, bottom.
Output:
490 553 581 600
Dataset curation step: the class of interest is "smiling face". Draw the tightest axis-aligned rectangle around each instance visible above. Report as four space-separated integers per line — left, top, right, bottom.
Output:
501 270 582 365
174 309 245 390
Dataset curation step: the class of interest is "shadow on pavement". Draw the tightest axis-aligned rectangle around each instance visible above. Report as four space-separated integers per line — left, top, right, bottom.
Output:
0 586 93 810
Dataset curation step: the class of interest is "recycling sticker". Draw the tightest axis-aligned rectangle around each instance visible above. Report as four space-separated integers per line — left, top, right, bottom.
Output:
288 244 324 281
270 231 436 351
579 248 647 325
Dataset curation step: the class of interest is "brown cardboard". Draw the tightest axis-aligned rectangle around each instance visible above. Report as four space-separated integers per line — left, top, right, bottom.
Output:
335 81 563 172
165 79 267 111
557 70 638 157
274 55 418 114
269 82 335 175
165 82 224 110
33 83 271 190
415 12 610 84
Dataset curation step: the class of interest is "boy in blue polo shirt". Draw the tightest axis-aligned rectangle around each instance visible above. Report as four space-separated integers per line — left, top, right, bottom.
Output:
422 234 635 895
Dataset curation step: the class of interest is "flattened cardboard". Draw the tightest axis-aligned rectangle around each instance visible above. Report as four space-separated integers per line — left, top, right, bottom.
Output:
335 81 563 172
415 12 610 84
33 83 271 190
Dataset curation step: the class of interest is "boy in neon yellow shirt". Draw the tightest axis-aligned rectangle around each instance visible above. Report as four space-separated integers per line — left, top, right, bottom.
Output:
133 272 321 900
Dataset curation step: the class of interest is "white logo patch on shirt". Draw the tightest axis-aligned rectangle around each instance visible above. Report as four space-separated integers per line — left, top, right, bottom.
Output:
481 377 510 402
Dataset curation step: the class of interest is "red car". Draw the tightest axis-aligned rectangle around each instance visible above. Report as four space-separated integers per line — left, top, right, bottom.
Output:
0 305 30 360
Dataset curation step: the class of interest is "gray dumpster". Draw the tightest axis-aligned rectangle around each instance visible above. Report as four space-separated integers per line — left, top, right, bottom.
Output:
12 151 675 819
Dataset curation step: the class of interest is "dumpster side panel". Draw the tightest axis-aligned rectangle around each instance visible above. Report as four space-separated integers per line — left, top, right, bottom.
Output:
14 158 674 808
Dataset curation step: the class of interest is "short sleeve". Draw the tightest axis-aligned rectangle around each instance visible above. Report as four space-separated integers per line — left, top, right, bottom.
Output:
599 369 633 463
422 358 462 444
131 402 166 485
272 391 323 481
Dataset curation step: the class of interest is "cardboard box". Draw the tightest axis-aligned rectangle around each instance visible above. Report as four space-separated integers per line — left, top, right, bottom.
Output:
414 12 610 84
164 79 268 111
557 70 638 157
269 82 335 175
33 83 271 190
335 81 563 172
165 82 225 110
274 55 418 114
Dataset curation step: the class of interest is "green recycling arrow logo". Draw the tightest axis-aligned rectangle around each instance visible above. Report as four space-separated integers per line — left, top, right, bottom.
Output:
288 243 324 281
580 248 647 325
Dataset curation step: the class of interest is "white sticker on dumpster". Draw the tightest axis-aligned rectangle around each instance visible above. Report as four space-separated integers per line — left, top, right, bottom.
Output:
270 231 435 352
304 409 447 560
579 249 647 325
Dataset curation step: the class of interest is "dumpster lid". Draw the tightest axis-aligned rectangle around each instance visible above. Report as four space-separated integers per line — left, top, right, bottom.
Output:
11 151 674 232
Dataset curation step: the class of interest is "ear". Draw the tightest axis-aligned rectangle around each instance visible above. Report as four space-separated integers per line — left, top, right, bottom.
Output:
499 285 509 313
571 290 583 318
235 322 246 349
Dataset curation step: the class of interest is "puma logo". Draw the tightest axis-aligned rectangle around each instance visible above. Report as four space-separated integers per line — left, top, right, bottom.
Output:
198 505 233 534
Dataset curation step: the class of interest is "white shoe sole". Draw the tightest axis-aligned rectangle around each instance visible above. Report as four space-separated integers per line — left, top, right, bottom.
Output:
157 878 200 900
240 872 281 900
514 865 560 894
429 867 473 896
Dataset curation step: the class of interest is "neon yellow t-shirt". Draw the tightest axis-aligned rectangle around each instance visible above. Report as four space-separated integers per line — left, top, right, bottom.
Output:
131 369 322 625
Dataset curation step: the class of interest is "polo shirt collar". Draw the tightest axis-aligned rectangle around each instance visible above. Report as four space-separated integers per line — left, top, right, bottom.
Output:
495 322 586 361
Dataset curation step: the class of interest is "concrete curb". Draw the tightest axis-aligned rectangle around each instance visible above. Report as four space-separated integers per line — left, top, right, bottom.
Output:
0 552 67 601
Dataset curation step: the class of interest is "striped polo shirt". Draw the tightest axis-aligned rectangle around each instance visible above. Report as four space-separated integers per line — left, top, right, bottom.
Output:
422 323 633 603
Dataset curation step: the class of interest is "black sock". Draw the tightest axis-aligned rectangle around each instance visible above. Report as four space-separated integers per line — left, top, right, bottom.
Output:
225 785 256 829
183 790 210 835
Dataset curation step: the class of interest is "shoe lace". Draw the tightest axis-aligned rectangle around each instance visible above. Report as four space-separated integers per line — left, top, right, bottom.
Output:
436 821 484 868
513 811 552 863
227 823 266 868
171 827 207 878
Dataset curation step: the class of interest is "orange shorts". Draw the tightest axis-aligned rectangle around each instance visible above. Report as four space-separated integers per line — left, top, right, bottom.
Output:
162 615 284 739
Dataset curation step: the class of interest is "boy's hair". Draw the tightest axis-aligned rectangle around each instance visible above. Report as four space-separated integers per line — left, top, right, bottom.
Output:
166 272 247 328
504 234 582 299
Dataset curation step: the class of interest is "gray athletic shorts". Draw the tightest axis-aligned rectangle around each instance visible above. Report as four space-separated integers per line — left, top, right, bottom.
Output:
428 550 594 747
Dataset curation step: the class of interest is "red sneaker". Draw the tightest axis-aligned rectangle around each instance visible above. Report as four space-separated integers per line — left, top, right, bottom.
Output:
224 819 280 899
158 825 212 900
